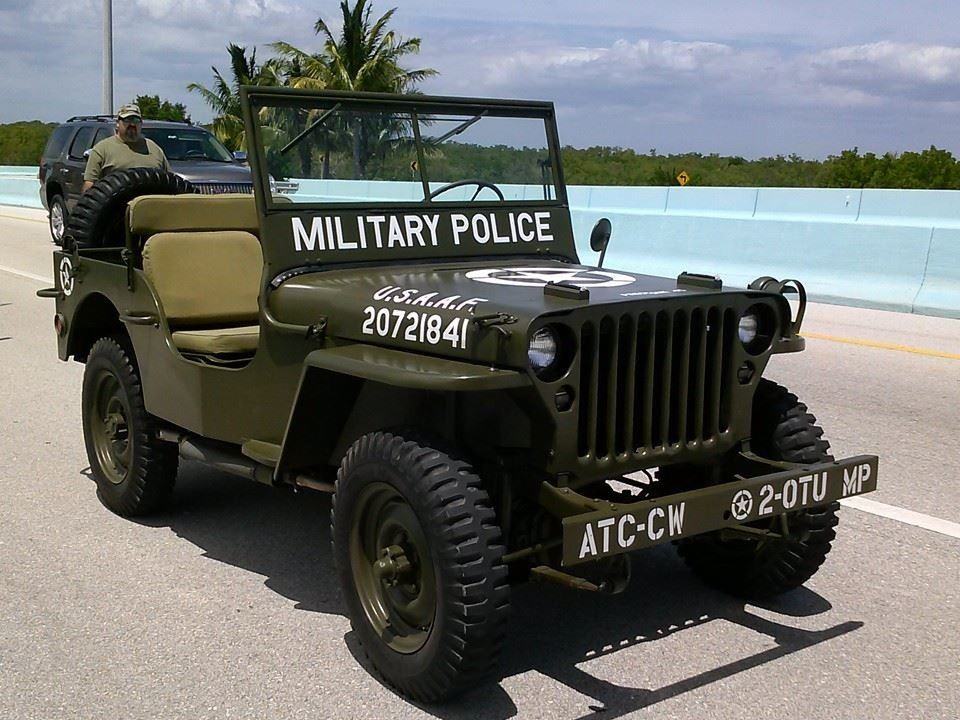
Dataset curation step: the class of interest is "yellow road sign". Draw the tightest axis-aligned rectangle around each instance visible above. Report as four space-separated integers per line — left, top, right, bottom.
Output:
677 171 690 186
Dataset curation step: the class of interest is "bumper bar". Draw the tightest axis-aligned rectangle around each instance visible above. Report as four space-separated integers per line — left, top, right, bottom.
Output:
543 453 878 566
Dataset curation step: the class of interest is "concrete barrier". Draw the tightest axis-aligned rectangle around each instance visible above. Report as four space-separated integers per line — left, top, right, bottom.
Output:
0 166 40 209
1 167 957 317
572 186 958 319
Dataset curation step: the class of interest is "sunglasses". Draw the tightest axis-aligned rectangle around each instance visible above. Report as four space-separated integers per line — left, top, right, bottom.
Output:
119 116 142 125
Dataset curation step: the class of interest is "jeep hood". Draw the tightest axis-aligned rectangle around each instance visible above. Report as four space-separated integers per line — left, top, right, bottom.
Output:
268 258 777 368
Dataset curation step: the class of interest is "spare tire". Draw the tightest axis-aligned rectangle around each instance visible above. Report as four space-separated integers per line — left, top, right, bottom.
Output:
63 168 196 250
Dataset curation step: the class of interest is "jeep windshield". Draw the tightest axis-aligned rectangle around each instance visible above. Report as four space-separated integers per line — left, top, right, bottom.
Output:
246 91 562 209
141 127 234 162
243 88 575 272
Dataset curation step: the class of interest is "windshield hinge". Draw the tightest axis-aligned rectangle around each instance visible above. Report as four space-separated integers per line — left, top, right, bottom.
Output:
306 318 328 340
472 312 517 338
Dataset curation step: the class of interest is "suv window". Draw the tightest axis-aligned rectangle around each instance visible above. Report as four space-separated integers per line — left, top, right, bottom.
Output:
68 126 98 160
94 127 112 145
43 126 75 159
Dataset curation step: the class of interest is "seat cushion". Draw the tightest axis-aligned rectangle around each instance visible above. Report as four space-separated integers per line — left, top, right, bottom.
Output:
171 325 260 354
128 194 259 235
142 230 263 326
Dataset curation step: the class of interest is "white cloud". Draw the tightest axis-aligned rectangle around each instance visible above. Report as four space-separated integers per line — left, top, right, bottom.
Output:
133 0 291 22
486 38 741 81
810 41 960 98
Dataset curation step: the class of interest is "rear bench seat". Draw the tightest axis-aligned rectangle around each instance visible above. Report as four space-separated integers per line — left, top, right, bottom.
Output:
130 195 263 356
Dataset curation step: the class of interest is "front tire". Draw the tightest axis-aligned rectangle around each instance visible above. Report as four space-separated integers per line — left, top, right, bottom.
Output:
82 336 178 516
676 379 840 598
332 432 510 703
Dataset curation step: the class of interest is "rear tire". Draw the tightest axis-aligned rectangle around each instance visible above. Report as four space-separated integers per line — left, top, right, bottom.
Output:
63 168 195 250
82 336 178 516
48 194 67 245
332 431 510 702
676 379 840 598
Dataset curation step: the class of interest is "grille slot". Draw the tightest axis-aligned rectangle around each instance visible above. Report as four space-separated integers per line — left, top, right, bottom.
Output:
576 306 737 461
194 182 254 195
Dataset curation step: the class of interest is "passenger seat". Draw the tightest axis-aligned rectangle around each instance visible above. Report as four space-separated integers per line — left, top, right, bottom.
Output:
142 230 263 356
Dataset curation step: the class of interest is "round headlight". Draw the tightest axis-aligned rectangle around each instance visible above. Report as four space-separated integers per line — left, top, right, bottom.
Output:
528 327 558 373
738 312 759 345
739 304 777 354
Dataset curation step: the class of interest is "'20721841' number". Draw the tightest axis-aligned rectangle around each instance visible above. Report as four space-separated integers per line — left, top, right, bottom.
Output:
361 306 470 349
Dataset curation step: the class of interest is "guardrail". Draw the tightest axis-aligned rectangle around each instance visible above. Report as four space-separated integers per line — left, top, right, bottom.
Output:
2 168 957 318
569 186 960 319
0 166 40 209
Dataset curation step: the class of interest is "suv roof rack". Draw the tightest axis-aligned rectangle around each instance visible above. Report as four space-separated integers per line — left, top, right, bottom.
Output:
65 115 194 125
66 115 116 123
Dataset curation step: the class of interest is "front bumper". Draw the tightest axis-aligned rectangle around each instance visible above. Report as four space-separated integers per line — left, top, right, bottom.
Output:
541 452 878 566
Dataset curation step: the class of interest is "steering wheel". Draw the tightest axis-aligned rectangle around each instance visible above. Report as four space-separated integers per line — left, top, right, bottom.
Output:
429 179 505 202
184 149 207 159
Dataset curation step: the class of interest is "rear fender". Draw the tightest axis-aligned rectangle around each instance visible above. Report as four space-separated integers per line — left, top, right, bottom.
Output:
64 291 124 361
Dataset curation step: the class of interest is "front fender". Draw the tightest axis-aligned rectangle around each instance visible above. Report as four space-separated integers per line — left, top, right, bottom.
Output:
274 343 531 478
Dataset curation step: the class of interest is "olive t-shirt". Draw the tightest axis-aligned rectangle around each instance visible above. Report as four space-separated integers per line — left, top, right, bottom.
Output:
83 134 170 182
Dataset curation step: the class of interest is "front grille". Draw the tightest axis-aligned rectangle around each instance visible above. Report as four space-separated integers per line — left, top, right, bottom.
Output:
576 307 737 460
194 182 254 195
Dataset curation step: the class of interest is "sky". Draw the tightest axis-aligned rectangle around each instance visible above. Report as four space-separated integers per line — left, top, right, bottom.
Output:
1 0 959 158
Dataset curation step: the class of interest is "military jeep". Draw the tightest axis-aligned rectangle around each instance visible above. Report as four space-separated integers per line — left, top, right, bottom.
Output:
40 88 878 702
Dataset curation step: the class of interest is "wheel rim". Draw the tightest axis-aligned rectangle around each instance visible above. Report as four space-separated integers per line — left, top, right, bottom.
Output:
50 203 64 240
350 482 436 653
88 369 132 485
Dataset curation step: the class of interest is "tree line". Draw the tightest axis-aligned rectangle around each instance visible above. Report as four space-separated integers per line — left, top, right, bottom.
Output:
6 116 960 189
2 0 959 190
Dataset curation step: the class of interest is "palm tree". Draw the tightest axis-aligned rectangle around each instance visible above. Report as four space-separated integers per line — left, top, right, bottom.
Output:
271 0 437 178
187 44 281 151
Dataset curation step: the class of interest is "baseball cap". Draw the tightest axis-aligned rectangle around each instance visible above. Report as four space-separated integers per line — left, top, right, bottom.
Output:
117 103 141 120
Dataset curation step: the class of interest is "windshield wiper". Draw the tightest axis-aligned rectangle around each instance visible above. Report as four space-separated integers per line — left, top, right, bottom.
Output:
430 111 487 144
280 103 341 156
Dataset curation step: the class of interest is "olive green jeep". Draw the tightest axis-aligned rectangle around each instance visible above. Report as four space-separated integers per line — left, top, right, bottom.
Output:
39 88 878 702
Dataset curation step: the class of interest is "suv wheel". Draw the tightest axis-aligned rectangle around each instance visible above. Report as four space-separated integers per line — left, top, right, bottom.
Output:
82 336 178 516
332 431 510 702
49 194 67 245
675 379 840 598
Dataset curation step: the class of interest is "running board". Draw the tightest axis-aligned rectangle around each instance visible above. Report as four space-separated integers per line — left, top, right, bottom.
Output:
158 430 333 492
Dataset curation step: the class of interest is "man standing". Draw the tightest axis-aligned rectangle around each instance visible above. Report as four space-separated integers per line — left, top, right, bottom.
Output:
82 104 170 192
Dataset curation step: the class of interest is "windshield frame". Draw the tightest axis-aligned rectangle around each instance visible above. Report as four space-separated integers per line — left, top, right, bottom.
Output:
241 87 569 215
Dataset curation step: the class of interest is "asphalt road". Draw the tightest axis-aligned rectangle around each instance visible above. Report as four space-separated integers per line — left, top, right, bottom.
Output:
1 208 958 720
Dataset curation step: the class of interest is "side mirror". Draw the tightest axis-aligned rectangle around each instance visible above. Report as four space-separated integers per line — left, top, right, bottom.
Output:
590 217 612 267
83 149 92 159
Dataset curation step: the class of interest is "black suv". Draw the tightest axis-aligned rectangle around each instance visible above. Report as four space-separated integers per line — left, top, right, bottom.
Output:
39 117 255 243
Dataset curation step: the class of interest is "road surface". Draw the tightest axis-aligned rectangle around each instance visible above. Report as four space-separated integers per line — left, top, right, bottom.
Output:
1 207 957 719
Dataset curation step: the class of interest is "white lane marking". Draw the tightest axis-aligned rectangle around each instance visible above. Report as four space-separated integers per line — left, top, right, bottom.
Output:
841 496 960 539
0 264 49 284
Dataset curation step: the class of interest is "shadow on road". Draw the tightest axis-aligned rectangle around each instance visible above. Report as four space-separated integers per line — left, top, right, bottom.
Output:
137 463 863 719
